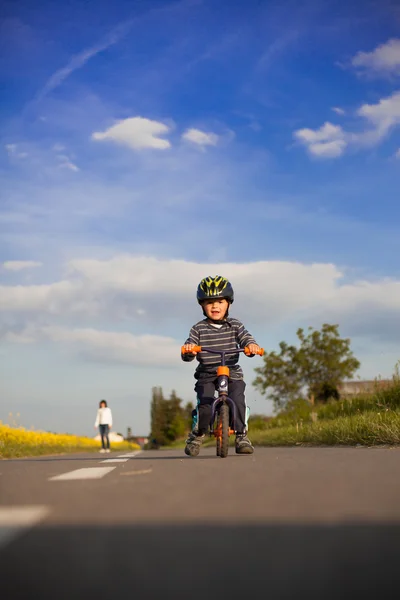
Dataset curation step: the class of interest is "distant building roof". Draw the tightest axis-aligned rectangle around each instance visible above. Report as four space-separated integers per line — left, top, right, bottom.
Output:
338 380 391 395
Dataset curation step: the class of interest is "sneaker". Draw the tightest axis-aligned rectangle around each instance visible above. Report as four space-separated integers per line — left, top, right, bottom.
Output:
235 433 254 455
184 432 205 457
105 449 111 453
99 449 106 453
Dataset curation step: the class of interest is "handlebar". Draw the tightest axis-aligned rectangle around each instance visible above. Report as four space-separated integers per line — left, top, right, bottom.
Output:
181 345 264 357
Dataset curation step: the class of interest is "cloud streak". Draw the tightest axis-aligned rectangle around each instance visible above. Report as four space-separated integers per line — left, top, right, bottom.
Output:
2 260 42 271
28 0 199 108
31 20 134 105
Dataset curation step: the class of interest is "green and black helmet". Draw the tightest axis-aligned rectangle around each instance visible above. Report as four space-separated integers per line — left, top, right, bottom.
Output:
196 276 234 304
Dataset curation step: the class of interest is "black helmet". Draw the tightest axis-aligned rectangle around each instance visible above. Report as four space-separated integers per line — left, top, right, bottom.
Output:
196 276 234 304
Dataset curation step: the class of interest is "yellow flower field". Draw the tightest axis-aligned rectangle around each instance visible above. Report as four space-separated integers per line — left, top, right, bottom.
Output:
0 422 140 459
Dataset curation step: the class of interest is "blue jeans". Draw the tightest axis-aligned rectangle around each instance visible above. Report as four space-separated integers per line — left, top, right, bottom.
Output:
99 424 110 449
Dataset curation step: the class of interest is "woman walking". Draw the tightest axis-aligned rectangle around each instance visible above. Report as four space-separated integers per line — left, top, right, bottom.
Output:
94 400 113 453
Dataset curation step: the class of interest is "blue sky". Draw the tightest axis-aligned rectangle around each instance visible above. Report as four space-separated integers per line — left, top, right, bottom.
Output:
1 0 400 437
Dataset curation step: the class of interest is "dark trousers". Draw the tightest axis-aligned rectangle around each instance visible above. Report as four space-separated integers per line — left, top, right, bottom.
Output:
99 424 110 449
195 378 247 435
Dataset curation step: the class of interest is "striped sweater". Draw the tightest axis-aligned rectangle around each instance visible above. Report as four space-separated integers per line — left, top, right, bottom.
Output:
182 318 257 381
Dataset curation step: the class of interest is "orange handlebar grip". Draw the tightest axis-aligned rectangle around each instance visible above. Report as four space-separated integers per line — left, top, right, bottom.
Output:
244 347 265 356
181 345 202 354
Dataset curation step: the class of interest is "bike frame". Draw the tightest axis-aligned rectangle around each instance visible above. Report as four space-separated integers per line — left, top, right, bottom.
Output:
205 347 249 434
182 346 261 434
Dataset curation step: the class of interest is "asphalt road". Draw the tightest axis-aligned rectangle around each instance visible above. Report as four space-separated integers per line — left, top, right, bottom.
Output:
1 446 400 600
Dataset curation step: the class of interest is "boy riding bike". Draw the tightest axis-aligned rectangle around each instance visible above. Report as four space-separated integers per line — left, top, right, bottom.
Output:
182 275 261 457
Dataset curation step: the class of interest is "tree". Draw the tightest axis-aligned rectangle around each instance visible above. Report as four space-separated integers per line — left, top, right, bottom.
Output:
253 341 303 409
150 386 167 446
254 324 360 411
184 401 195 430
150 388 193 447
164 390 186 442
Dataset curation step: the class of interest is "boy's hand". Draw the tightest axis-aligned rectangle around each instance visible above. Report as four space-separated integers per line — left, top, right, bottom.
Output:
247 343 261 355
183 343 198 355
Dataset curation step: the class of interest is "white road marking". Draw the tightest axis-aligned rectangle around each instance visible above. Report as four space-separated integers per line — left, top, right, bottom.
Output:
49 467 116 481
117 450 143 458
0 505 50 550
101 458 129 463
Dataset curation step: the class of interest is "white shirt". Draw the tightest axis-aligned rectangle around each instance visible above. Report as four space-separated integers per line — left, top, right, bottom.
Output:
95 407 113 427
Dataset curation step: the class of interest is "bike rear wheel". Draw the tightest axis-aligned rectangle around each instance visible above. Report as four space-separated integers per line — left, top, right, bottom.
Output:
216 402 229 458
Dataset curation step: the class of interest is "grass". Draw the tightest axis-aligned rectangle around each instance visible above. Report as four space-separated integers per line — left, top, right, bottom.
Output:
258 381 400 431
0 422 140 459
250 411 400 447
164 379 400 449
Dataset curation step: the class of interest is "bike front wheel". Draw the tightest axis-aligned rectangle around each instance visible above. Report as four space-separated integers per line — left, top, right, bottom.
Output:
216 402 229 458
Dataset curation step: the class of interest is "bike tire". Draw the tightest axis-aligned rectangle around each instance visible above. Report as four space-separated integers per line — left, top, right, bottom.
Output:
216 407 222 456
219 402 230 458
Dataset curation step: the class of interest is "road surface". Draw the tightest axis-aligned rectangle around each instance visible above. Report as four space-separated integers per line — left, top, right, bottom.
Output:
1 446 400 599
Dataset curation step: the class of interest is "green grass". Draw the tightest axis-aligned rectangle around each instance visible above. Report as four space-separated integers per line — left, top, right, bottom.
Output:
168 410 400 449
250 411 400 446
263 386 398 428
163 380 400 449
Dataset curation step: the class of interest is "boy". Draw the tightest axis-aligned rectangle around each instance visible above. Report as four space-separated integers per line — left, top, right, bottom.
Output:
182 275 261 457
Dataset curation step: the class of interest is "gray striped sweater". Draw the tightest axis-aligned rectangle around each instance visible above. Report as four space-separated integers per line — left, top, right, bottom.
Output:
182 318 257 381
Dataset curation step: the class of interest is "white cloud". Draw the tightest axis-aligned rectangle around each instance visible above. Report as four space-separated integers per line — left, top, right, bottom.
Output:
294 122 347 157
4 331 36 344
92 117 172 150
53 152 80 172
5 144 17 154
0 257 335 319
0 280 81 312
356 91 400 143
395 148 400 159
182 128 219 147
332 107 345 115
1 255 400 376
352 38 400 77
295 91 400 158
1 256 400 347
5 144 28 159
2 260 42 271
12 326 179 366
59 160 80 172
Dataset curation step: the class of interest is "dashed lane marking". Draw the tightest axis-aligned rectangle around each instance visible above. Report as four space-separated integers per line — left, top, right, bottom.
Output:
0 505 50 550
49 467 116 481
117 451 143 458
101 458 129 463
